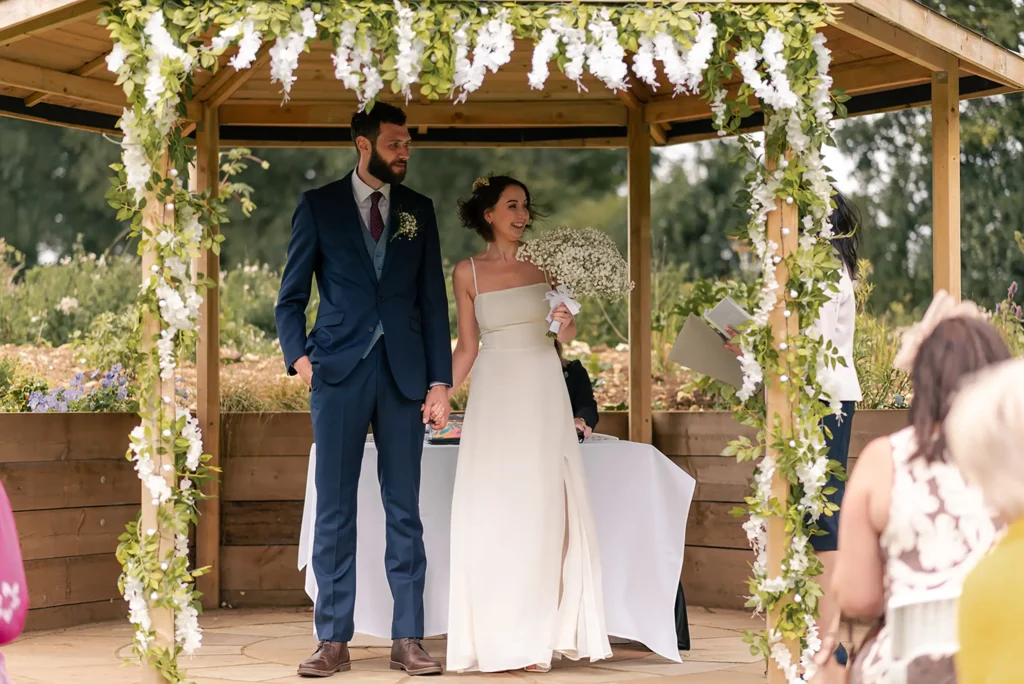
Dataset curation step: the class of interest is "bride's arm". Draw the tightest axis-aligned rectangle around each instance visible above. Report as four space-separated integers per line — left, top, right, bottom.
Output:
449 260 479 396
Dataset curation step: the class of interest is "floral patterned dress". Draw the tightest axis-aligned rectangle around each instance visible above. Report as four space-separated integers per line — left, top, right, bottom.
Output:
851 428 1003 684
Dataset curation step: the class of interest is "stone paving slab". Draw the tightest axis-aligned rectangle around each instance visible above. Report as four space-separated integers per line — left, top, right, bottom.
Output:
2 608 765 684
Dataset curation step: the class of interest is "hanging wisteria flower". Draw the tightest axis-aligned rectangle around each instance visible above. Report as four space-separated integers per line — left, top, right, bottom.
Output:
631 36 658 88
527 23 561 89
393 1 426 101
231 20 263 70
106 42 127 73
270 8 320 100
452 10 515 103
585 9 628 91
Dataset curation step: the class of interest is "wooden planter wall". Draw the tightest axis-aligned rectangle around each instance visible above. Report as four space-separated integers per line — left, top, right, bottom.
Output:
0 413 140 631
0 409 909 629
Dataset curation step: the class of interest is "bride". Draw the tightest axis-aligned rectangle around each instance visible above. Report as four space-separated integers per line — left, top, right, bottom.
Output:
439 175 612 673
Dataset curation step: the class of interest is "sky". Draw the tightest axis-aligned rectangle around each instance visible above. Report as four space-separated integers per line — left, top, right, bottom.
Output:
654 126 858 195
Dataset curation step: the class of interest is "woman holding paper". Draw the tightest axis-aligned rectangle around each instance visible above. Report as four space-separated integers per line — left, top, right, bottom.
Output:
443 176 612 674
726 189 863 665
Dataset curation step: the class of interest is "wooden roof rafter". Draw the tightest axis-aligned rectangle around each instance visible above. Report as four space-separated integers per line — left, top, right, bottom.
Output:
0 0 1021 147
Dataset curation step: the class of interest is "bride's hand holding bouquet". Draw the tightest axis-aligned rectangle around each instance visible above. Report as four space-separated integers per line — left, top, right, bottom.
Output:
516 225 633 338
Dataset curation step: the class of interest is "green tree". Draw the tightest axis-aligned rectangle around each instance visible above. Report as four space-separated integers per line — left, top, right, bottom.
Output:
837 0 1024 311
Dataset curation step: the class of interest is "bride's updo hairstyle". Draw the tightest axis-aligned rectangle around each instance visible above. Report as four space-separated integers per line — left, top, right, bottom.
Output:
458 175 543 241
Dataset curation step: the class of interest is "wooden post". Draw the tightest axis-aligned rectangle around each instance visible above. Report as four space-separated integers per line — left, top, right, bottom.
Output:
627 107 652 444
140 150 176 684
192 103 221 610
765 171 800 683
932 58 961 300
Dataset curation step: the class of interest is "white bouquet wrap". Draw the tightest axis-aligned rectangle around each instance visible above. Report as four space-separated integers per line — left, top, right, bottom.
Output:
516 226 633 336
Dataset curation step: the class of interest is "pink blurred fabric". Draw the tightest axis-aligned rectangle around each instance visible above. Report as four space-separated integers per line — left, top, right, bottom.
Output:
0 481 27 645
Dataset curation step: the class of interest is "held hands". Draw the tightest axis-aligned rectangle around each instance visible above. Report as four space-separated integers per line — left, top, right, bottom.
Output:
422 385 451 431
574 418 592 440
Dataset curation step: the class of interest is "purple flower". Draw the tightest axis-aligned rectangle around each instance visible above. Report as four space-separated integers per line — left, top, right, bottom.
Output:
28 391 46 412
72 373 84 387
1009 281 1019 300
111 363 123 374
101 378 111 389
997 303 1004 314
117 387 128 400
90 370 100 380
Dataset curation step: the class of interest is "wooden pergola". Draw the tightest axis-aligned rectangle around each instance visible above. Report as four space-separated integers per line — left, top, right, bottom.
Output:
2 0 1022 679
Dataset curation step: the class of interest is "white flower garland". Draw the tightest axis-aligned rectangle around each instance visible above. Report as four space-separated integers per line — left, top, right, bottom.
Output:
726 28 843 683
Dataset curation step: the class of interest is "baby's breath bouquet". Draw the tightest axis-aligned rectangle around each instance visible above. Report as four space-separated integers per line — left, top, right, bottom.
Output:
516 225 633 336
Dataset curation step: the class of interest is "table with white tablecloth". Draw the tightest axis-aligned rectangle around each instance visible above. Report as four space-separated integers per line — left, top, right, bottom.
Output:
297 439 695 662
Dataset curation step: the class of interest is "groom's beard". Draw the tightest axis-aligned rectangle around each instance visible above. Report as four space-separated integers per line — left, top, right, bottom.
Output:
368 147 407 185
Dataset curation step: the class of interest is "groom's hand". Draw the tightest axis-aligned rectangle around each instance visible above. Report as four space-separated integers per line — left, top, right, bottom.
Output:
293 356 313 388
422 385 451 429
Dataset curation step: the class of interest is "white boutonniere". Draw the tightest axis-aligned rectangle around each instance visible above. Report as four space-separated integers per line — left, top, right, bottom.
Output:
392 210 419 241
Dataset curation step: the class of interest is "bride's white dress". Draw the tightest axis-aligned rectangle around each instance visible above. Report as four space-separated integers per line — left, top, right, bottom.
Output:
445 266 613 673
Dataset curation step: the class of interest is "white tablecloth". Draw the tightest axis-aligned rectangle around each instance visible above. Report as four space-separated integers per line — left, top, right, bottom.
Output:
298 439 695 662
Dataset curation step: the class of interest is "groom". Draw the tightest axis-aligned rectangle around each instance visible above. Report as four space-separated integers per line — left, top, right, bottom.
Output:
275 102 452 677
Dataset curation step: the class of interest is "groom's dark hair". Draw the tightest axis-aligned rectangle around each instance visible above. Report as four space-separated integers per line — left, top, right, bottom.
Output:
350 103 407 146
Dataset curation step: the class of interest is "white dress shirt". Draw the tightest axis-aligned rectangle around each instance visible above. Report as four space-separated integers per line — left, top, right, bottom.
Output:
352 170 391 228
813 266 862 402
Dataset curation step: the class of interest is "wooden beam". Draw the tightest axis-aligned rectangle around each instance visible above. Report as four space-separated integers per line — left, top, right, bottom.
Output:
215 135 628 149
24 52 108 107
196 45 272 109
218 100 629 127
764 158 800 684
191 104 222 610
0 0 102 47
0 56 123 108
618 77 670 145
647 54 930 124
853 0 1024 89
932 58 961 300
139 149 176 684
830 6 946 72
627 107 652 444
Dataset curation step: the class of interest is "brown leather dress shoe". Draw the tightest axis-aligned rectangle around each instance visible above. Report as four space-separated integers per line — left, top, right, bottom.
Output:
390 638 443 676
298 641 351 677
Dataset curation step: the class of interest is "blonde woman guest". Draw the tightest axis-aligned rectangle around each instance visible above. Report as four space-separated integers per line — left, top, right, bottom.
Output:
946 358 1024 684
824 293 1009 684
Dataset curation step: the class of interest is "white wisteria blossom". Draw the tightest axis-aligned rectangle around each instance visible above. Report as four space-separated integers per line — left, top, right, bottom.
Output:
452 10 515 103
527 22 561 89
270 8 320 100
231 20 263 70
585 9 628 91
106 42 127 73
393 1 426 101
631 36 658 88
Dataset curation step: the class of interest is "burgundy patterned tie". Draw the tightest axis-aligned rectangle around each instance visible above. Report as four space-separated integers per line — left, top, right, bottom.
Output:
369 191 384 243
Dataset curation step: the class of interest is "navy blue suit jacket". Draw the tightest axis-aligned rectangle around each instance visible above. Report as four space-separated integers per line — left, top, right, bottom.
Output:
274 173 453 400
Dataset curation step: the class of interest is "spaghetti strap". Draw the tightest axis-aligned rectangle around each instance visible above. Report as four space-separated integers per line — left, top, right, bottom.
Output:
469 257 479 296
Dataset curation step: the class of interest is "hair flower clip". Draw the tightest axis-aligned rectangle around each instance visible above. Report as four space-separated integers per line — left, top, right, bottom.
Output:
472 177 490 192
893 289 989 372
